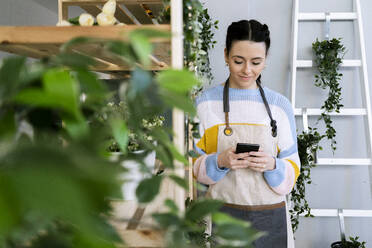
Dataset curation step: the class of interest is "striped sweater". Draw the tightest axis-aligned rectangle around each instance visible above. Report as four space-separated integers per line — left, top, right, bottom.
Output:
193 85 300 195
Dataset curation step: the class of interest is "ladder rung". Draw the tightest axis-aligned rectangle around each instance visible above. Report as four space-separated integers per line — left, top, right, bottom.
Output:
316 158 371 166
294 108 367 116
298 12 357 21
296 59 361 67
300 209 372 217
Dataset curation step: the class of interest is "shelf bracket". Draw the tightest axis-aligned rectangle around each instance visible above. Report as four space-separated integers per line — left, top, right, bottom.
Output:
338 209 346 241
325 12 331 40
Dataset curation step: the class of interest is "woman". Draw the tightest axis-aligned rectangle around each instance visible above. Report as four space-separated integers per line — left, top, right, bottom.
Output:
193 19 300 247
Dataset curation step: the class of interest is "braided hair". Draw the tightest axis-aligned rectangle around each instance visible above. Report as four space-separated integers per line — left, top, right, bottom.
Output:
225 19 270 56
225 19 270 84
225 20 277 137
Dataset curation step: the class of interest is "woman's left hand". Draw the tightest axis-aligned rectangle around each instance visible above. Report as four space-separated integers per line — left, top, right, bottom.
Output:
245 148 276 172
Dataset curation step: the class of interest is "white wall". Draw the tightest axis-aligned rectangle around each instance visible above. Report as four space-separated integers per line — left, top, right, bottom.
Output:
0 0 371 247
202 0 372 247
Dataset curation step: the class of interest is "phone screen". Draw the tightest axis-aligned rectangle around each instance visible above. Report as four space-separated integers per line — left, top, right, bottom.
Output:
236 143 260 154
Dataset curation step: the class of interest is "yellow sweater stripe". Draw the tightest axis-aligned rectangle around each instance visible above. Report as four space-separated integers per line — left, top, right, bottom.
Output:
196 123 266 154
285 159 300 183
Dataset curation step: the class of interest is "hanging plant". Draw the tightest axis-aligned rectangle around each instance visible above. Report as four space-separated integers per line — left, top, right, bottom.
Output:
158 0 218 95
290 38 346 232
290 127 324 231
331 236 367 248
312 38 346 152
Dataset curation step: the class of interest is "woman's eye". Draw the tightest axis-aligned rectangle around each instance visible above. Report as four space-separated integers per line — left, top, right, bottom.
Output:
234 61 243 65
252 62 261 65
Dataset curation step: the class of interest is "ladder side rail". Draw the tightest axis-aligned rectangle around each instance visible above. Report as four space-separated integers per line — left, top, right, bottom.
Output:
290 0 299 108
355 0 372 195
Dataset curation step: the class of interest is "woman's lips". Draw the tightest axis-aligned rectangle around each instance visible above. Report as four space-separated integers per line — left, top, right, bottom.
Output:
239 75 253 81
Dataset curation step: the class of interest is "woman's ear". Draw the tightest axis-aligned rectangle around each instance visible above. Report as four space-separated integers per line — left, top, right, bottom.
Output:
224 48 228 64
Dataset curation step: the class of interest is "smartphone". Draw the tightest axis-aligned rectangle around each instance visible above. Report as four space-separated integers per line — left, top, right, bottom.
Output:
235 143 260 154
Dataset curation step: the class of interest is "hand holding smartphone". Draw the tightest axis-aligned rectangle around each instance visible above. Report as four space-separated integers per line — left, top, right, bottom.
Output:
235 143 260 154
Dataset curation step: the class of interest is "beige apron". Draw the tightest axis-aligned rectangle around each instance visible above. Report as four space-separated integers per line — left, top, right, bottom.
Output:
207 124 295 247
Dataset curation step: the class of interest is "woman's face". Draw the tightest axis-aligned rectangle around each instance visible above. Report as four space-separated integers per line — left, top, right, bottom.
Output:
224 40 267 89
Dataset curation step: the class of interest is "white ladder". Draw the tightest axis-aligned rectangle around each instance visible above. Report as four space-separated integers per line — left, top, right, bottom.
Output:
290 0 372 229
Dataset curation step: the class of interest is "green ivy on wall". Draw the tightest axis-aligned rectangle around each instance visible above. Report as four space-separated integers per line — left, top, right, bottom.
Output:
313 38 346 151
158 0 218 94
291 38 346 232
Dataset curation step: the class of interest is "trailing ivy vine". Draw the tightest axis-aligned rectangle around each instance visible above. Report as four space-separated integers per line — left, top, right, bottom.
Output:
312 38 346 151
290 38 346 232
158 0 218 95
290 128 324 232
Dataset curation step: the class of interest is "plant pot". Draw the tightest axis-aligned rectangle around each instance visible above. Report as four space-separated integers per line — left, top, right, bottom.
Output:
331 241 354 248
110 150 156 201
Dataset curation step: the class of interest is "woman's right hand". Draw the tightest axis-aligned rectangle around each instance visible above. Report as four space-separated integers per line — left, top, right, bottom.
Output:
217 147 250 170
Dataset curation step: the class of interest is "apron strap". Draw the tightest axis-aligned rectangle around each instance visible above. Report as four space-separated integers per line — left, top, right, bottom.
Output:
223 77 278 137
223 80 233 136
257 81 277 137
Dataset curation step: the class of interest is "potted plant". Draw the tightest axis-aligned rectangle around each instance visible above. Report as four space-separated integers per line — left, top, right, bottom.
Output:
103 101 165 200
331 236 366 248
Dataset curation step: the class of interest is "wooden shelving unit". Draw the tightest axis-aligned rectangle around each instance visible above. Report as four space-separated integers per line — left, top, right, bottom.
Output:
59 0 165 25
0 0 171 75
0 25 171 76
0 0 187 247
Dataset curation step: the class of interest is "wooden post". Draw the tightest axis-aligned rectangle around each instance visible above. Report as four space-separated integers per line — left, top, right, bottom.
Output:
58 0 69 22
171 0 185 212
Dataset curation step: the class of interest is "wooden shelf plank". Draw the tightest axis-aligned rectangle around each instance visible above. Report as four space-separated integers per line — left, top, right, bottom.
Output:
0 25 170 44
0 26 170 71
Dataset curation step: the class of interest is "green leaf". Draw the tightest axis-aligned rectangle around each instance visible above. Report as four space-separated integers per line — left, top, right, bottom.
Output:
152 212 180 228
129 32 152 66
0 174 20 236
60 37 104 53
160 91 196 115
212 212 264 245
136 175 163 203
185 199 223 222
110 118 129 154
16 69 81 117
63 115 89 139
168 174 188 190
168 143 188 165
68 16 80 25
53 52 97 69
130 28 171 39
155 145 173 169
0 110 16 138
127 68 152 100
187 150 199 158
105 41 135 65
164 199 179 213
0 56 27 102
75 70 106 94
156 69 199 94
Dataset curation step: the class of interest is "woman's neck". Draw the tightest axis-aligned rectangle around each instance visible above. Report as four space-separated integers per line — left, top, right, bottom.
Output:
228 78 258 90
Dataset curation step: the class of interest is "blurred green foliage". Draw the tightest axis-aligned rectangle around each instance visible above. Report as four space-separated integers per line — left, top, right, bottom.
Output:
0 26 261 247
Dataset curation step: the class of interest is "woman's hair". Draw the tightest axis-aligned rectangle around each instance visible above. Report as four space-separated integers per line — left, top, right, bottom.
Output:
225 19 270 56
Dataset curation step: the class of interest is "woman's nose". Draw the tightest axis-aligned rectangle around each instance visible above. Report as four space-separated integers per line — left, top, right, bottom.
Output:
243 63 252 74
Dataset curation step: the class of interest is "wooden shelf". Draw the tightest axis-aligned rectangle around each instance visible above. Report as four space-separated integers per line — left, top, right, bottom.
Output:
59 0 167 25
0 25 171 72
